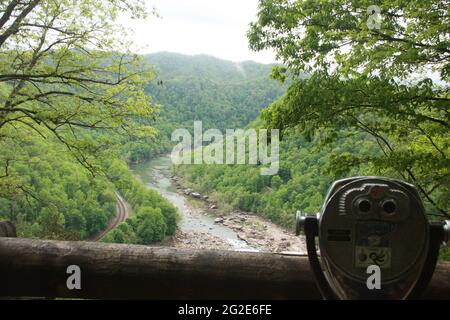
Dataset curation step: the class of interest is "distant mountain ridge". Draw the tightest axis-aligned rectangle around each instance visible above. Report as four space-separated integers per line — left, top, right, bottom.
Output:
143 52 285 130
145 52 277 82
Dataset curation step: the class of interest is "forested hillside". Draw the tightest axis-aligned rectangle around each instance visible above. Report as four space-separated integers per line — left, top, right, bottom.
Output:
0 128 116 240
0 45 285 243
174 123 381 228
0 127 178 242
0 40 284 242
145 52 285 130
122 52 286 163
0 1 178 244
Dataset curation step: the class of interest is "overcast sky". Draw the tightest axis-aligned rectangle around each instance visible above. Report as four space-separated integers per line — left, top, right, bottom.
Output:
119 0 277 64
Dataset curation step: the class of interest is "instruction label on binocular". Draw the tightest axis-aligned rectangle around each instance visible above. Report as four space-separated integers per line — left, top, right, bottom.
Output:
355 246 391 269
354 222 393 269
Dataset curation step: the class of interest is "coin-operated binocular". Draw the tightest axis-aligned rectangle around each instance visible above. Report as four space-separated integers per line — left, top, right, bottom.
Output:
296 176 450 300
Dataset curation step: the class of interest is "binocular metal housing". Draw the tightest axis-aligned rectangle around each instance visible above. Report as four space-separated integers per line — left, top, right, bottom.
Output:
296 176 449 300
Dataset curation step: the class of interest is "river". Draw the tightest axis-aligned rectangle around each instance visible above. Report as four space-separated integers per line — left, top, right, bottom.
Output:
130 155 258 251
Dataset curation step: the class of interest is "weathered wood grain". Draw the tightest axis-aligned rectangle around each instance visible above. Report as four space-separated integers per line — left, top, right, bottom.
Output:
0 238 448 299
0 221 16 238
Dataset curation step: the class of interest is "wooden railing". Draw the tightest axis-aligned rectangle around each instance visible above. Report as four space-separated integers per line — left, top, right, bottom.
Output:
1 221 449 299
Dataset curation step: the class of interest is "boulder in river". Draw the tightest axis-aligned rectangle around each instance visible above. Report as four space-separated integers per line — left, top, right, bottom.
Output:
237 233 248 243
214 218 224 224
191 192 202 198
210 204 218 209
202 195 209 200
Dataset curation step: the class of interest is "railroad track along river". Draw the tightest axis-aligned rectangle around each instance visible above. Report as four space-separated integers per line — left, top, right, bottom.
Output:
87 193 129 242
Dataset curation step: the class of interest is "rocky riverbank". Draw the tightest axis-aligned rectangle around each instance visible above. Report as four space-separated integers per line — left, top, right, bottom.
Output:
169 175 306 253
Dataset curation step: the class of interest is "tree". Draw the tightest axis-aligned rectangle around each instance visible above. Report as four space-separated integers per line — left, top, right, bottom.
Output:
0 0 158 174
37 206 65 239
135 207 167 244
65 209 87 237
248 0 449 217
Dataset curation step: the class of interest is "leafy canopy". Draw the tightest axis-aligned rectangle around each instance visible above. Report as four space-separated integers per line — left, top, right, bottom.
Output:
247 0 449 217
0 0 158 173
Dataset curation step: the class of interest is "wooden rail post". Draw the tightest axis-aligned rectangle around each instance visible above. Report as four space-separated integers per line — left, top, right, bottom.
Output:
0 221 16 238
0 237 449 299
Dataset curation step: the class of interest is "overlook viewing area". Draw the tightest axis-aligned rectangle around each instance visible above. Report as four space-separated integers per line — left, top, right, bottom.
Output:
0 0 448 303
1 221 449 300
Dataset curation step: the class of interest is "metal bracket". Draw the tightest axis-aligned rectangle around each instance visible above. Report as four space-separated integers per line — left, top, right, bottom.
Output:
444 220 450 246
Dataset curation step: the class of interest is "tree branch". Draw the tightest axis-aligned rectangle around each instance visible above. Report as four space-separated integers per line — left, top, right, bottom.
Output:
0 0 41 48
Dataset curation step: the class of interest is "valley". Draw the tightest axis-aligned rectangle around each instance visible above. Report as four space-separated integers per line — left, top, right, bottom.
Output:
1 0 449 302
131 155 306 253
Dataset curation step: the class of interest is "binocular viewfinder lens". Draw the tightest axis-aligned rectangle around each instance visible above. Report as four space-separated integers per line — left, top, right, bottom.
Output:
382 200 396 215
358 199 371 213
